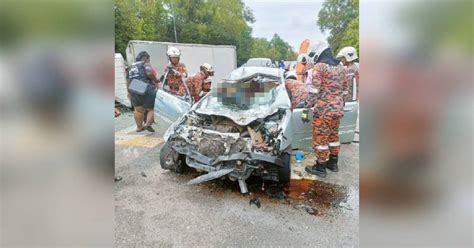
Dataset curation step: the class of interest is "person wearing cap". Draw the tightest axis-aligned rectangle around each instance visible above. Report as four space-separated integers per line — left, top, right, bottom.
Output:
284 71 309 109
302 41 348 177
127 51 159 132
185 63 214 103
163 47 187 96
336 46 359 102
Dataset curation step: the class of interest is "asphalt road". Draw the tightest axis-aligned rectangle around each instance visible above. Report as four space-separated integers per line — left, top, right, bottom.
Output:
115 109 359 247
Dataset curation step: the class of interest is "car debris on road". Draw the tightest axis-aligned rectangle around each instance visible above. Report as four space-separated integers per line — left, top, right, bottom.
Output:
249 198 261 208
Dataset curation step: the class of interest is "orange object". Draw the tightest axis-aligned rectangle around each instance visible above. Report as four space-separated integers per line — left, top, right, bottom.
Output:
296 39 310 81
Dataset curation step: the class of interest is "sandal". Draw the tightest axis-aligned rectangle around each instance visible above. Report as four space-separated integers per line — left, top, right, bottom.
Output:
136 127 145 132
145 126 155 132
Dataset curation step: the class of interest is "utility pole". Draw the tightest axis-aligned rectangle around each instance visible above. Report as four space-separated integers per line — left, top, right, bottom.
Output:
170 0 178 43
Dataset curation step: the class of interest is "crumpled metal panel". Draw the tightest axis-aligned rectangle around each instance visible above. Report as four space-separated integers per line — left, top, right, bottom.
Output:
186 168 234 185
196 103 280 126
195 86 290 126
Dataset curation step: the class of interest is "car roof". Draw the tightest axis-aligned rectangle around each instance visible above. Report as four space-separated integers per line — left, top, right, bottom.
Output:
227 67 283 81
247 58 271 61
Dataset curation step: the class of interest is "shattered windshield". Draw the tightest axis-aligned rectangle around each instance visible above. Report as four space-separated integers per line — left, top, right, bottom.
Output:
208 74 278 110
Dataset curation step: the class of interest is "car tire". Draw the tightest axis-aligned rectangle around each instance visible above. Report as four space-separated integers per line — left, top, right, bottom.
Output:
277 152 291 183
160 142 185 174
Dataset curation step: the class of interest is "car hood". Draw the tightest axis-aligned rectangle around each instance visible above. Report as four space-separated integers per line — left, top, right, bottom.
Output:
195 83 291 126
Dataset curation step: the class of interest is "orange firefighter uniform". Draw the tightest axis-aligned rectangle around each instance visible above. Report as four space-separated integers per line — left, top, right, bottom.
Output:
308 62 347 163
164 62 187 96
185 71 208 102
285 79 309 109
343 63 359 102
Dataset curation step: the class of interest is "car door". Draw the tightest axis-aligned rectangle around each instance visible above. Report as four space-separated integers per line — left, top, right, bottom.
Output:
154 80 193 124
291 106 314 149
291 76 359 148
339 77 359 143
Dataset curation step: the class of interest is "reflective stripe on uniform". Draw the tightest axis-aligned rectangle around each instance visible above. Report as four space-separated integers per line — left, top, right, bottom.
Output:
329 141 340 147
308 88 319 94
315 145 329 150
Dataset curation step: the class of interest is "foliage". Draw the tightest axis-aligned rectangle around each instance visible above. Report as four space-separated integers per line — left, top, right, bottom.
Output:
115 0 296 65
115 0 167 57
317 0 359 54
250 34 297 62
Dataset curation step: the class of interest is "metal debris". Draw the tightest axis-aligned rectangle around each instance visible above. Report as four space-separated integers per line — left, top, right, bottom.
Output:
249 198 261 208
186 168 234 185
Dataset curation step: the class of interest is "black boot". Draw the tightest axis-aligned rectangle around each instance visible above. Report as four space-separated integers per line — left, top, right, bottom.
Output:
327 155 339 172
305 161 327 177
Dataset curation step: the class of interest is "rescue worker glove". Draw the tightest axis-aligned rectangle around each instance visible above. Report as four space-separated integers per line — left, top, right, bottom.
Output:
301 109 310 123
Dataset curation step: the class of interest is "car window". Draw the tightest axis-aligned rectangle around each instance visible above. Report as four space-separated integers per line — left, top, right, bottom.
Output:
246 59 271 67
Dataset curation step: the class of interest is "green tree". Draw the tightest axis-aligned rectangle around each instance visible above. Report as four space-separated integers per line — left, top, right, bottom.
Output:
250 38 271 59
250 35 297 62
317 0 359 54
114 0 296 65
115 0 166 56
269 34 297 61
161 0 256 65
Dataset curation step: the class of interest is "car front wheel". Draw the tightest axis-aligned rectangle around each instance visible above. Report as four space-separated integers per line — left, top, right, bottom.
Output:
277 152 291 183
159 142 185 174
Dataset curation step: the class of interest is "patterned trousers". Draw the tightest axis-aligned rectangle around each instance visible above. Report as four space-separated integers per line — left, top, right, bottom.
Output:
312 114 342 162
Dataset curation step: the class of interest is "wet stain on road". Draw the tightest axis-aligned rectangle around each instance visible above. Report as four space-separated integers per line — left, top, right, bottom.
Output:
196 175 352 217
283 179 349 216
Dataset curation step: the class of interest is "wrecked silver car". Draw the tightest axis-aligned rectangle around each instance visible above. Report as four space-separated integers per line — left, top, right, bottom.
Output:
159 66 359 193
160 67 293 193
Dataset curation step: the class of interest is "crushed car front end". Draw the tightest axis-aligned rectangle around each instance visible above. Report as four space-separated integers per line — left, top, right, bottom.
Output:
160 68 293 193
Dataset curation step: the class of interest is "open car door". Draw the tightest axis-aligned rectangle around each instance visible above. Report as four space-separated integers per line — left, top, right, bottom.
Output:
290 76 359 148
154 79 193 124
291 106 314 149
339 76 359 143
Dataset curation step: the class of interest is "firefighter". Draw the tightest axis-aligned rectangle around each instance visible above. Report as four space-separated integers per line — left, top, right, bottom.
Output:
284 71 309 109
302 41 348 177
200 77 213 99
163 47 187 96
185 63 214 102
337 46 359 102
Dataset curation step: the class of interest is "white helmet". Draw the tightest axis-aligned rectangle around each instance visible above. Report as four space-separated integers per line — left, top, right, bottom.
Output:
337 46 358 62
284 71 297 80
296 53 308 64
200 63 214 72
308 40 329 63
167 47 181 57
